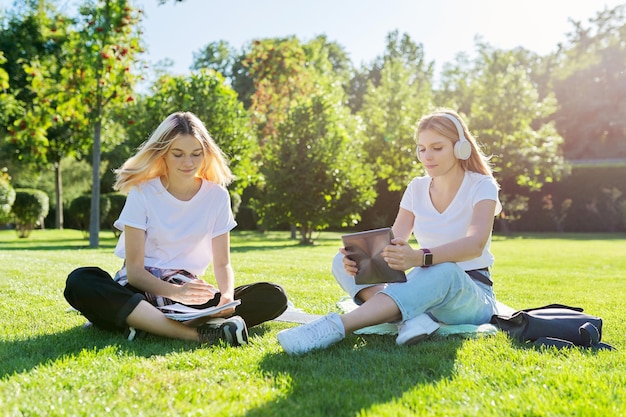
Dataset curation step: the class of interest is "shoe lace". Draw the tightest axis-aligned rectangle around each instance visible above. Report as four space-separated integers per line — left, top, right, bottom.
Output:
301 317 338 346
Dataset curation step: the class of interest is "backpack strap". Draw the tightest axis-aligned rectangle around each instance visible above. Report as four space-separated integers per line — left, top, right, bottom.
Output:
532 322 615 350
579 322 600 346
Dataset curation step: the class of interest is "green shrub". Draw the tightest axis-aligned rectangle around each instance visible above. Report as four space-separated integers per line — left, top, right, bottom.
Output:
0 170 16 226
102 192 126 237
68 194 112 238
12 188 49 238
517 165 626 232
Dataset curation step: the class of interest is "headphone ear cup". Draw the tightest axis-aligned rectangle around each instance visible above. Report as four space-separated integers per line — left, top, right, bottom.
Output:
454 140 472 160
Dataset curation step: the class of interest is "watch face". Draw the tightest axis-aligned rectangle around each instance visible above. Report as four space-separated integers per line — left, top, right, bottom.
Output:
424 252 433 266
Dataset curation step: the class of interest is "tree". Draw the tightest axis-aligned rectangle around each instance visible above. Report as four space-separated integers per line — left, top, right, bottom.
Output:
192 36 353 113
446 43 570 232
358 31 434 192
436 51 474 115
9 5 89 229
255 93 376 244
0 1 44 112
0 0 143 240
551 4 626 159
243 37 320 142
303 34 353 94
69 0 144 247
349 30 433 115
191 40 235 77
191 40 255 109
244 36 373 243
2 2 90 229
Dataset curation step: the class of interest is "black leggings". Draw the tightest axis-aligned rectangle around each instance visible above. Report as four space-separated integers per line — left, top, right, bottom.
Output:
64 266 288 333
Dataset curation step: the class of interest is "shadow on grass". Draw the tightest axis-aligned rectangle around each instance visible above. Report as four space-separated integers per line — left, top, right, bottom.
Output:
244 335 464 417
230 243 305 253
0 239 307 253
0 242 117 251
492 232 626 241
0 323 273 379
230 231 341 253
0 234 118 251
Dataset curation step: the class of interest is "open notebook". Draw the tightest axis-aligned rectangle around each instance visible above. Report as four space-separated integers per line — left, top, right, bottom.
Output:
341 227 407 284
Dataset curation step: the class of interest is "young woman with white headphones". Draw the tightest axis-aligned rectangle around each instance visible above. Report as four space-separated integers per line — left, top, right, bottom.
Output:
278 109 502 355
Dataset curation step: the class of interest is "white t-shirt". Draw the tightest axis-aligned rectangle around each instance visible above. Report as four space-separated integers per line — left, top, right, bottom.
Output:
399 171 502 271
114 177 237 276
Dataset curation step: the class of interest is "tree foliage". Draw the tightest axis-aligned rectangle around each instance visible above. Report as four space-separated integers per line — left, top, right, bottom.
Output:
243 37 320 141
70 0 144 247
242 36 368 241
0 169 15 225
255 93 376 244
0 0 144 242
441 43 569 230
0 51 19 128
191 40 234 76
552 4 626 159
0 2 88 228
359 31 434 191
1 4 624 235
129 69 258 196
191 40 255 109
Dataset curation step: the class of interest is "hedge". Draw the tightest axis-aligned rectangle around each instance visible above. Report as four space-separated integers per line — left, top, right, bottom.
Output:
12 188 49 238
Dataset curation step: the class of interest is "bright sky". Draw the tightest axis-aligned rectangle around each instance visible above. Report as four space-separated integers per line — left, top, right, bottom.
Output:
1 0 624 77
135 0 623 76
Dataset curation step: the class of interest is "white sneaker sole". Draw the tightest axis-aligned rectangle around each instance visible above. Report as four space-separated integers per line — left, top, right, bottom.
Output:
400 330 437 346
396 315 440 346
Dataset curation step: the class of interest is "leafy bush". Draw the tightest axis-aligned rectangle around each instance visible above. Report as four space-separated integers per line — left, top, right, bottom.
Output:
517 165 626 232
68 194 111 238
12 188 49 238
0 170 16 226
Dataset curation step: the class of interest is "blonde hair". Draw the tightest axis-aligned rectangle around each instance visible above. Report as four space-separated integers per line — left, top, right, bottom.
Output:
114 111 233 193
416 108 495 177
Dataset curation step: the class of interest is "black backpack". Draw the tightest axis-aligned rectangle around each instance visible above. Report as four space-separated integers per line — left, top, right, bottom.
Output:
490 304 615 350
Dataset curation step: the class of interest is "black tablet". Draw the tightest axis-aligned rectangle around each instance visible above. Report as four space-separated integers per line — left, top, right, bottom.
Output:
341 227 407 284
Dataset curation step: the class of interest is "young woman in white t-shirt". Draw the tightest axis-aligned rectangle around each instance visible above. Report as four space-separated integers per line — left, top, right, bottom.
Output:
65 112 288 346
278 109 501 355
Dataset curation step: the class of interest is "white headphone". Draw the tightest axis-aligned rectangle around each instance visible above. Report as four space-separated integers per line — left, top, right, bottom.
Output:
417 113 472 161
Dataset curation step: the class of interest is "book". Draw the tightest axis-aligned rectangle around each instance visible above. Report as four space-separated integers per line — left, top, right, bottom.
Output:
341 227 407 284
156 300 241 321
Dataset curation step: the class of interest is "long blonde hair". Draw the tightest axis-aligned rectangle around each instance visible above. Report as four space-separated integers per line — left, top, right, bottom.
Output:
114 111 233 193
416 109 495 177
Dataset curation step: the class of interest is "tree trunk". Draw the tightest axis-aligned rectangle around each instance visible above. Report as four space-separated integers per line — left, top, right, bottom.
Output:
299 224 314 245
497 217 510 235
89 120 102 248
54 161 63 229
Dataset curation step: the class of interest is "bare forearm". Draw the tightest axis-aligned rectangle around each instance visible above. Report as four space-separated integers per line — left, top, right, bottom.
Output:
214 264 235 298
423 236 486 265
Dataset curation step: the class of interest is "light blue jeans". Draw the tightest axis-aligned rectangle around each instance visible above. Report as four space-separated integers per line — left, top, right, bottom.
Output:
332 252 497 325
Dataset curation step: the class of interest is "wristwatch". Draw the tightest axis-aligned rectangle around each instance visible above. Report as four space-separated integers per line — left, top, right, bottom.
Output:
422 248 433 267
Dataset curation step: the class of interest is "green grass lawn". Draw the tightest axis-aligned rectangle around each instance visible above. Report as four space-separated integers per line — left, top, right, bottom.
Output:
0 229 625 416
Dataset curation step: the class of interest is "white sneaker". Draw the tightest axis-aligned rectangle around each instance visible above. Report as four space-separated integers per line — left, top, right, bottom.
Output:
396 313 440 345
277 313 345 355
